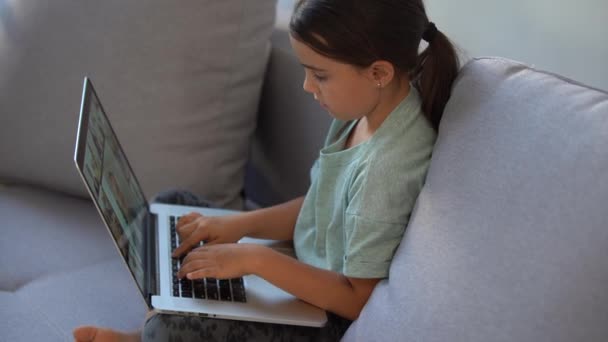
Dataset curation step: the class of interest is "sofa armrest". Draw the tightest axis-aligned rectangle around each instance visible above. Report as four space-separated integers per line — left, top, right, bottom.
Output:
246 28 331 207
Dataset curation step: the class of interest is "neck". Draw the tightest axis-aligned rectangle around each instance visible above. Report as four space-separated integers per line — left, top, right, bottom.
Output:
361 76 411 134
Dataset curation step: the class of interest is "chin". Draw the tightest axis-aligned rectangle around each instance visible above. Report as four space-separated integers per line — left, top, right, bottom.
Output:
327 111 348 121
323 108 345 119
331 112 361 122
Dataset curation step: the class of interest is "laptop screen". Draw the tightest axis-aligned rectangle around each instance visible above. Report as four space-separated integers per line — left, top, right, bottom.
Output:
74 78 149 295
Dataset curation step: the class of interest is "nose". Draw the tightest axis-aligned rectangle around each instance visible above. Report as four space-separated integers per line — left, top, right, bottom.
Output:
302 73 317 95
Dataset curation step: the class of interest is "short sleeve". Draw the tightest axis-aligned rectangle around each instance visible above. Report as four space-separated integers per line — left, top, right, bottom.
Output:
309 158 320 183
342 213 405 278
342 138 434 278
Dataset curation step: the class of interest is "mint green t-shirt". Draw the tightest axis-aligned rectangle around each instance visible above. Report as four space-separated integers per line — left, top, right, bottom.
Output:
293 88 436 279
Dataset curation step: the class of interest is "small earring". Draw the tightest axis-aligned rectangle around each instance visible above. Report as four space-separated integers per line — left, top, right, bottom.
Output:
377 81 382 88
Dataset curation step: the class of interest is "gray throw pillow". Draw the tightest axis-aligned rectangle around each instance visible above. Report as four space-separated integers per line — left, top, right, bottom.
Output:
344 57 608 341
0 0 276 209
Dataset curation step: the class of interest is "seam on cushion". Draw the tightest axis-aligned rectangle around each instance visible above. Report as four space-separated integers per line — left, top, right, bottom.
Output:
216 1 245 137
14 257 124 340
12 256 120 291
472 56 608 95
12 291 68 341
211 1 246 208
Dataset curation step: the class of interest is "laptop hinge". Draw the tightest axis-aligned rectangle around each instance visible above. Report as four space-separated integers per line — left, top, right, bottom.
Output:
145 211 159 303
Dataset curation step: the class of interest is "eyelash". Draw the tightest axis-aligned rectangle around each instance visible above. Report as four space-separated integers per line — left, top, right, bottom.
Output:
313 74 327 82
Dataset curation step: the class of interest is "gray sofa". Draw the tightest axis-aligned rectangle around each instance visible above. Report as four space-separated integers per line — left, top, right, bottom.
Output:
2 3 608 342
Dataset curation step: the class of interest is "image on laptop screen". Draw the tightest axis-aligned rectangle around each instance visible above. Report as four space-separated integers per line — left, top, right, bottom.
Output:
78 83 149 292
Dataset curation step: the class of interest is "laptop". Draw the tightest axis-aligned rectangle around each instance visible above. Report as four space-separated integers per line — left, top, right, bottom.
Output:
74 77 327 327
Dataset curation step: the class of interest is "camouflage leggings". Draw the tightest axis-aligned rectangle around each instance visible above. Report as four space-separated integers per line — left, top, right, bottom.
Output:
143 312 351 342
146 190 352 341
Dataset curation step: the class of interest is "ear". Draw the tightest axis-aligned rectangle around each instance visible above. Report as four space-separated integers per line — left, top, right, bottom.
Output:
367 60 395 88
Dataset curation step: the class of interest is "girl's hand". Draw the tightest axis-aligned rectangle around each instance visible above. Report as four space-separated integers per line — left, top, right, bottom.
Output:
177 243 262 280
172 213 248 258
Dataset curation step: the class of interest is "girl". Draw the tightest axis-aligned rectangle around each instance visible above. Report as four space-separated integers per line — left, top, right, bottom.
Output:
73 0 458 340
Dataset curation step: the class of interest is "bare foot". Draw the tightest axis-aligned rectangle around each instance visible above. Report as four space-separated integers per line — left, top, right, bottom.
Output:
72 326 141 342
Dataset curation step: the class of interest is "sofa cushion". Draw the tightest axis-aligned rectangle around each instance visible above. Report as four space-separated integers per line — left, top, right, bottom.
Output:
345 57 608 341
1 260 146 341
0 185 118 290
15 259 146 340
0 292 63 341
0 185 146 339
246 29 332 206
0 0 276 209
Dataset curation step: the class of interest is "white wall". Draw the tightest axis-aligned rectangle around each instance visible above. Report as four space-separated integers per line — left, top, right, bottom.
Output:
277 0 608 91
426 0 608 90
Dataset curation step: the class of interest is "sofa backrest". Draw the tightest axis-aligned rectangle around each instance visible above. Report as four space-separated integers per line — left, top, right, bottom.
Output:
0 0 276 209
246 28 331 207
345 57 608 341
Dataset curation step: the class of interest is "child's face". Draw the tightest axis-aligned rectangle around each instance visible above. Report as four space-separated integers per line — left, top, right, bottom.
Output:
289 35 381 121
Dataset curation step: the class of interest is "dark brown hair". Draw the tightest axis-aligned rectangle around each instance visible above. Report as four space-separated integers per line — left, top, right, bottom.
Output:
289 0 459 129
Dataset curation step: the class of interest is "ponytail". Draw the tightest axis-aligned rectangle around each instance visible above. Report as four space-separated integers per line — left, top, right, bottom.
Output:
412 25 459 130
290 1 459 131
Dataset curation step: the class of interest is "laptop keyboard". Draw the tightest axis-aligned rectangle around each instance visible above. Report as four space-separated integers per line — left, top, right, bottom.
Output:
170 216 247 303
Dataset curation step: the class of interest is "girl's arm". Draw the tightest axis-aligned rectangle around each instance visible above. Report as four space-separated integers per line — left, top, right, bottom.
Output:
253 246 380 320
178 243 380 320
173 196 305 257
239 196 305 241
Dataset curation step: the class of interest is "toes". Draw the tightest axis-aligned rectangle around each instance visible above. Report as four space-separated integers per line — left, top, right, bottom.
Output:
73 326 98 341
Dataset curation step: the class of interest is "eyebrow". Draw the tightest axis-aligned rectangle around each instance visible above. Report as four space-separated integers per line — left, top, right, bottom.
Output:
301 63 326 72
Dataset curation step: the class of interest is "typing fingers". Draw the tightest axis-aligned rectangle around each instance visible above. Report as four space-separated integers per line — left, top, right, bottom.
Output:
176 212 201 228
183 268 219 280
182 245 209 264
172 234 202 258
176 220 198 240
178 258 215 279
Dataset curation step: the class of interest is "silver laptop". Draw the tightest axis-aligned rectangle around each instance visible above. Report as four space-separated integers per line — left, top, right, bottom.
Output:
74 77 327 327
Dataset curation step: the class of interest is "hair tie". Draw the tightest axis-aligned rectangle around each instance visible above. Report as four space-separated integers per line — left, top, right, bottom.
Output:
422 22 438 43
